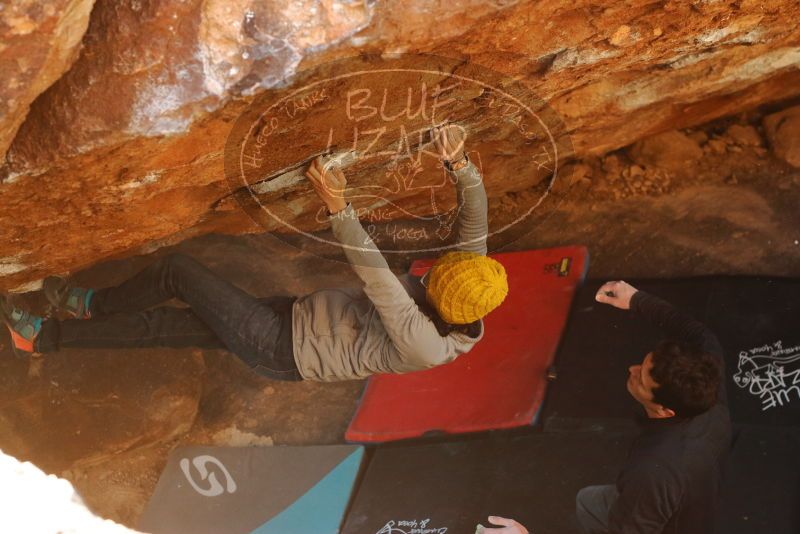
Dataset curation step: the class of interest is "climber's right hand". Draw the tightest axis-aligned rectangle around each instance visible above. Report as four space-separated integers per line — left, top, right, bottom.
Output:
433 123 467 165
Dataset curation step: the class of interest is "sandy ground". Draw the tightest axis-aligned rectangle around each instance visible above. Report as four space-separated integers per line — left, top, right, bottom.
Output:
1 113 799 528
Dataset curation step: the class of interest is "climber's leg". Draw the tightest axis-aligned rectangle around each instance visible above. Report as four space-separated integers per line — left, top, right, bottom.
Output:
84 254 298 379
35 306 226 352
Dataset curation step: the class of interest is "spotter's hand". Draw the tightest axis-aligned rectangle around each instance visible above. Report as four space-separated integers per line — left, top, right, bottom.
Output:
305 155 348 215
595 280 639 310
478 516 529 534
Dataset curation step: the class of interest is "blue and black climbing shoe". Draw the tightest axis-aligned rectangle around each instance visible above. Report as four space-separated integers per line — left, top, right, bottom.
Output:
1 294 42 357
43 276 94 320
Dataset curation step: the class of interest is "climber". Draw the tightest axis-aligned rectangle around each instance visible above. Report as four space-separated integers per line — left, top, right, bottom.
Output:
1 124 508 382
486 281 731 534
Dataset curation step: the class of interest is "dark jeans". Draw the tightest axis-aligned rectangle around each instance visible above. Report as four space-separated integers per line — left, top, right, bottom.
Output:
37 253 302 381
576 484 618 534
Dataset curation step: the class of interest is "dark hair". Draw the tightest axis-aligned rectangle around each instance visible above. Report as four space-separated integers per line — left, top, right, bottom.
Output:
650 340 722 417
417 299 482 338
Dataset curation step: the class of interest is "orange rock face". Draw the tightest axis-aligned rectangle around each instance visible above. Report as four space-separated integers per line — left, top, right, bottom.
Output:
763 105 800 168
0 0 94 162
2 0 800 290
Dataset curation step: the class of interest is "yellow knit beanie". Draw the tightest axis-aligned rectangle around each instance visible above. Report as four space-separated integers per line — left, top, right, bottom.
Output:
425 251 508 324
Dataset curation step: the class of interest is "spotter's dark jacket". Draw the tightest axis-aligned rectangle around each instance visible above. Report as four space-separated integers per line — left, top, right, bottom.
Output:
609 291 732 534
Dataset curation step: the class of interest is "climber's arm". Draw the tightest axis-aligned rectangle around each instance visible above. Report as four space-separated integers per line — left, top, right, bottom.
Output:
305 156 450 369
432 125 488 256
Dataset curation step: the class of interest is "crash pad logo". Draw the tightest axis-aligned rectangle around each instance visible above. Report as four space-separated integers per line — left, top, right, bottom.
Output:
376 518 447 534
734 340 800 411
544 257 572 277
224 53 573 264
180 455 237 497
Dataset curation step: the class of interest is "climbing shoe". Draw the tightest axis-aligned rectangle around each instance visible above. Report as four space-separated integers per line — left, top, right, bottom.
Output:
43 276 94 320
0 295 42 357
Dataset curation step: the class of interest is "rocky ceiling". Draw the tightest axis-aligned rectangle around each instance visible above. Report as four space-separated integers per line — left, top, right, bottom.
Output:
1 0 799 291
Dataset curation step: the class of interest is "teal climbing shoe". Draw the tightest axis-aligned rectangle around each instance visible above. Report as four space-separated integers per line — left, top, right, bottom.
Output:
43 276 94 320
0 294 42 357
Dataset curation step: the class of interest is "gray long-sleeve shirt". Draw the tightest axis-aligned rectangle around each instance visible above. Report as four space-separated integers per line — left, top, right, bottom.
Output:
291 161 488 381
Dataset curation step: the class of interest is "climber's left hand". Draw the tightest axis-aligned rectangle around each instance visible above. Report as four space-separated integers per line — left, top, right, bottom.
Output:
305 155 348 214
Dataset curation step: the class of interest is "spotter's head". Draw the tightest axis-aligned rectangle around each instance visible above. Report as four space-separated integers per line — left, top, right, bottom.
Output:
628 341 722 418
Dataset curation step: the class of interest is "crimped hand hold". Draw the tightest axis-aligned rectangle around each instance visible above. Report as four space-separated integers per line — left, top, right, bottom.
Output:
433 123 467 163
305 155 348 214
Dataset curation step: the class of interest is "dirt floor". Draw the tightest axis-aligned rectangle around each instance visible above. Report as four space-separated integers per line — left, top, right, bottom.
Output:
1 111 799 528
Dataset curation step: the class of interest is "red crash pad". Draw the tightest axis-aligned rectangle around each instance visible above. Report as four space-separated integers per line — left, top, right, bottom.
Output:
346 246 589 443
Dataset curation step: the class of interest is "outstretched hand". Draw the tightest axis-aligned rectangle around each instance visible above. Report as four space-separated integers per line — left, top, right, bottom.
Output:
595 280 639 310
432 123 467 164
305 155 347 215
478 516 529 534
